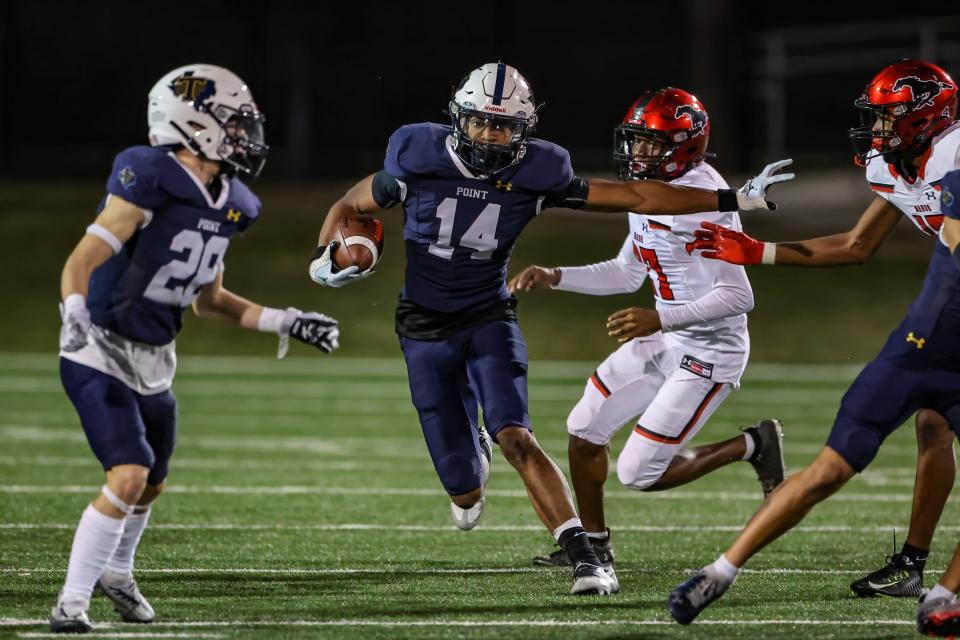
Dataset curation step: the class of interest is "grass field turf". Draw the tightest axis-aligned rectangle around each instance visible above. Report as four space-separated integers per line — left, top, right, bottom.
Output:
0 353 953 639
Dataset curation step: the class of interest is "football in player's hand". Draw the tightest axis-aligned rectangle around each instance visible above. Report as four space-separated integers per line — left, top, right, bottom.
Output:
331 215 384 272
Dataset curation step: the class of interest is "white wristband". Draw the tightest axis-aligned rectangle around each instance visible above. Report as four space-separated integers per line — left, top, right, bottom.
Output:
63 293 86 316
257 307 286 334
761 243 777 265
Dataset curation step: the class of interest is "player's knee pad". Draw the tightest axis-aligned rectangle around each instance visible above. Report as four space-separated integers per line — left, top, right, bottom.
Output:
825 414 883 473
435 452 483 497
566 388 605 439
615 440 669 490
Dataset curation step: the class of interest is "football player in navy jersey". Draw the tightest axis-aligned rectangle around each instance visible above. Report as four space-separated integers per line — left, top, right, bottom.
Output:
50 64 340 633
670 60 960 625
309 62 792 595
915 170 960 638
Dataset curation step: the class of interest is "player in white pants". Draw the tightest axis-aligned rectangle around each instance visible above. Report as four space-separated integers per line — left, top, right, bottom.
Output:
509 87 787 567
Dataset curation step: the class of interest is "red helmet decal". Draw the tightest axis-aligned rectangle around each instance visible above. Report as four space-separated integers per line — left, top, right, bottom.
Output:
674 104 707 138
892 76 955 110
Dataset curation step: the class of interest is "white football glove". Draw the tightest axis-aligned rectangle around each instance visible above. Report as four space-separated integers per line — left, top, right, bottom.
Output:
736 159 795 211
275 307 340 358
308 241 375 288
59 294 91 352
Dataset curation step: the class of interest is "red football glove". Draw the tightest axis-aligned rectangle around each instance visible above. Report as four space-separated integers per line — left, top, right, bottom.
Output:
684 222 766 265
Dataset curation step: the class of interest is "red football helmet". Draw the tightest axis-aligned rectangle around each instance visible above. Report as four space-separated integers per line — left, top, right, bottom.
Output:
613 87 710 181
849 59 957 165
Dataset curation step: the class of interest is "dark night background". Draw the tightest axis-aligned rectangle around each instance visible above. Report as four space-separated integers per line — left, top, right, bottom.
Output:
1 2 958 181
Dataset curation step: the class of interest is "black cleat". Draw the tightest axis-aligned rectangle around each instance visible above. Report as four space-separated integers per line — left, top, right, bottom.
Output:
743 419 786 497
668 570 730 625
533 530 616 568
917 593 960 637
851 553 924 597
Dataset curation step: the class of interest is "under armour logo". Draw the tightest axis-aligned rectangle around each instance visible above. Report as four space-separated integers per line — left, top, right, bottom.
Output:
906 332 925 349
226 209 242 222
495 180 512 191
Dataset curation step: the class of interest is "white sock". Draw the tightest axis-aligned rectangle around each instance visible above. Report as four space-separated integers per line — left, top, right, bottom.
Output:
586 530 609 542
552 517 583 541
928 584 957 601
707 554 740 584
106 509 150 575
741 433 756 461
62 505 126 599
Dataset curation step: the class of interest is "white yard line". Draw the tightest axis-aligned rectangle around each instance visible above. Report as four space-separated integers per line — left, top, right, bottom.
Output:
0 455 364 471
0 425 928 458
2 567 945 576
0 484 923 502
0 522 952 534
0 375 845 405
18 634 224 639
0 617 913 628
0 352 866 382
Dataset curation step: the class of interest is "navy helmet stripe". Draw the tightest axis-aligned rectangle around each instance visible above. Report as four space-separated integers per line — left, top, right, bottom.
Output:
492 63 506 106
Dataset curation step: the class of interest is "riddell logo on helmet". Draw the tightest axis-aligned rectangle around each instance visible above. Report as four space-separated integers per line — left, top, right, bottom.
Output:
483 104 508 113
674 105 707 137
892 76 954 110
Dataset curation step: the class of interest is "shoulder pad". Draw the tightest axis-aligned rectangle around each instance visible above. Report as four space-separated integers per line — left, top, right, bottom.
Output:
507 138 573 194
106 146 174 210
924 123 960 185
384 123 453 180
671 162 728 190
941 170 960 219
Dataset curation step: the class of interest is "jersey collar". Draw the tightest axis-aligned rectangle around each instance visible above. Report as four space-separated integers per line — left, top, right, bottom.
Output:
167 151 231 209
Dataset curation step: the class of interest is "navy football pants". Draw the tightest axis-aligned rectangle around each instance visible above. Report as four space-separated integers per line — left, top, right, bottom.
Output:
60 358 177 486
826 315 960 472
400 320 531 495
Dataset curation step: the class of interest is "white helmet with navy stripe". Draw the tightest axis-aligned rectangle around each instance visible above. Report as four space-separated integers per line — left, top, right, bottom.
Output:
147 63 269 180
449 62 538 176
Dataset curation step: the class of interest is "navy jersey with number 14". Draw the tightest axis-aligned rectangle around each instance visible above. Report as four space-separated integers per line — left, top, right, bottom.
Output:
384 123 575 314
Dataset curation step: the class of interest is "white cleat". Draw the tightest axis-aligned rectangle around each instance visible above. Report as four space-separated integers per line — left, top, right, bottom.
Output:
450 425 493 531
570 562 617 596
49 592 92 633
604 565 620 594
477 424 492 486
450 494 486 531
96 569 155 623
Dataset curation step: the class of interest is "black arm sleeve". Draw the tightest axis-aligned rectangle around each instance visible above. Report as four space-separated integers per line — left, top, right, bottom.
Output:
542 176 590 210
371 170 404 209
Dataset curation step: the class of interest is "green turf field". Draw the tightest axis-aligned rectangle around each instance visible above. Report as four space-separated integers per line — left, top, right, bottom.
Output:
0 352 949 639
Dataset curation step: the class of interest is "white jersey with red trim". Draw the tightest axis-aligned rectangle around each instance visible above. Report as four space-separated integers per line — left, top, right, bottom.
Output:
629 162 751 381
866 121 960 244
